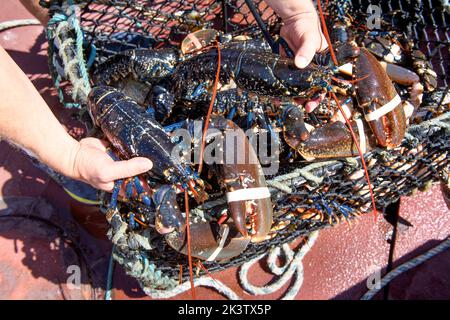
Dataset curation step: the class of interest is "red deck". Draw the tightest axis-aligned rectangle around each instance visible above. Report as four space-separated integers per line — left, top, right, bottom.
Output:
0 0 449 300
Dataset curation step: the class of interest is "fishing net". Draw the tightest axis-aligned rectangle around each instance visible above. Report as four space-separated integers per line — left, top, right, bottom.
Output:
41 0 449 293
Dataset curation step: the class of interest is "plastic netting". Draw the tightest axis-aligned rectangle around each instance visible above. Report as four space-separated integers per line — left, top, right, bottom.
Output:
41 0 449 290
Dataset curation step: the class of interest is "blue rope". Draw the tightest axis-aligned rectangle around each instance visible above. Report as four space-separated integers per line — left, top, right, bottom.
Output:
105 245 116 300
361 237 450 300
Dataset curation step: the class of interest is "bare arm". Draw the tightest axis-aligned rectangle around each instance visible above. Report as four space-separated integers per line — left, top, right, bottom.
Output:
265 0 327 68
0 46 152 191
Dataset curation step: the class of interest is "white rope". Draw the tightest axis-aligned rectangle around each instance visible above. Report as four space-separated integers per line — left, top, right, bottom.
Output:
239 231 319 299
0 19 40 32
140 231 319 299
142 276 242 300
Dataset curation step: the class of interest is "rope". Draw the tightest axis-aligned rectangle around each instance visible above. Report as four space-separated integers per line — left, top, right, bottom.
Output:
0 19 41 32
47 0 91 107
104 245 115 300
361 236 450 300
143 276 242 300
239 231 319 299
137 231 319 299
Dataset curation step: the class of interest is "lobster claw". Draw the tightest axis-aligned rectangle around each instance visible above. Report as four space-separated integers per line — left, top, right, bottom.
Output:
165 221 251 261
208 115 274 243
354 48 406 148
282 103 310 146
153 185 186 235
294 120 377 160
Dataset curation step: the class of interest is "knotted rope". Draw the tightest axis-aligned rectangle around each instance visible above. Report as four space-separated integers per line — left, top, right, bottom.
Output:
47 0 91 108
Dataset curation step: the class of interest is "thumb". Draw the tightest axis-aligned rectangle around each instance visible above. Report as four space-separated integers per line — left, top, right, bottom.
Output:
294 37 317 68
107 157 153 181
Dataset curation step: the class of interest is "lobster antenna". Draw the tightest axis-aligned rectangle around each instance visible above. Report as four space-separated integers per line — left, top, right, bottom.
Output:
317 0 338 66
198 40 221 175
184 189 196 299
331 74 369 85
330 91 378 219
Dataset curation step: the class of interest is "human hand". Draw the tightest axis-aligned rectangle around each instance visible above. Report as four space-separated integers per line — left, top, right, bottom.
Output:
280 11 328 68
69 137 153 192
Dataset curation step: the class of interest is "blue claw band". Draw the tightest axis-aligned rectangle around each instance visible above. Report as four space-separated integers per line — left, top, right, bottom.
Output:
146 106 156 117
163 120 186 133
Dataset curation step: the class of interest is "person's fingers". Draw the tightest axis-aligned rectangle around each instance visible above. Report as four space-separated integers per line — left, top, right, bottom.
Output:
104 157 153 181
294 35 317 68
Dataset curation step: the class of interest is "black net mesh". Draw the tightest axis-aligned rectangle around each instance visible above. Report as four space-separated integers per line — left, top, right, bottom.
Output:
42 0 449 288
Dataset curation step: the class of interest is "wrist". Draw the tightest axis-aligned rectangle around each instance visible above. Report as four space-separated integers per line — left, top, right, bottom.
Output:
62 138 82 181
35 135 81 181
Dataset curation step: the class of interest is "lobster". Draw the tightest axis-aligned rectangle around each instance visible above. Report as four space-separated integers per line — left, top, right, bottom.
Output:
87 86 273 261
280 0 414 160
166 115 274 259
92 48 180 122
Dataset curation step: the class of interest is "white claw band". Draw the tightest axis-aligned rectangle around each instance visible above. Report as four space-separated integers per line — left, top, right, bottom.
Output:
186 33 203 50
355 118 367 154
226 187 271 203
365 94 401 122
206 225 229 262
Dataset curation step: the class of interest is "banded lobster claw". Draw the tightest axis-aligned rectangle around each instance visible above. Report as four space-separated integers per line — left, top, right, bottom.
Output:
164 116 274 261
282 100 378 160
165 221 251 262
207 115 273 243
354 48 406 148
153 185 186 235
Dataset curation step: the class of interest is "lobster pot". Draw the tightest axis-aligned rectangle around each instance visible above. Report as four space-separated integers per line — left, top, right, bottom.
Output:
43 0 449 292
